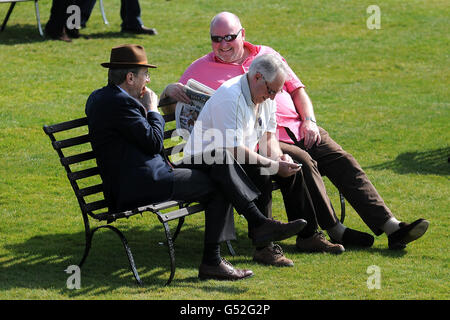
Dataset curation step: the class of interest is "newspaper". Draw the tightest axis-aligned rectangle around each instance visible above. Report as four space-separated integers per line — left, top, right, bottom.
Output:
175 79 215 134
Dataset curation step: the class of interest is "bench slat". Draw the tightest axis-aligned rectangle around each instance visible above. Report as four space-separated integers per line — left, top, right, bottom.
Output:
76 184 104 197
157 203 205 222
43 117 88 134
60 150 96 166
67 167 100 181
53 134 90 150
84 199 108 212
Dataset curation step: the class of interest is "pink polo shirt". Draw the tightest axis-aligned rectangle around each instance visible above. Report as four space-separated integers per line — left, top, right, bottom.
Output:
179 42 305 143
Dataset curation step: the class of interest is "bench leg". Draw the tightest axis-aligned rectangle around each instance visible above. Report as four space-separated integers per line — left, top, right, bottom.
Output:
172 216 185 243
226 240 236 256
78 224 143 286
339 192 346 223
161 221 176 286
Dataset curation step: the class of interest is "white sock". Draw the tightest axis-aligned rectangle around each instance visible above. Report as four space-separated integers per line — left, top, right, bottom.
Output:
327 222 347 241
382 217 401 235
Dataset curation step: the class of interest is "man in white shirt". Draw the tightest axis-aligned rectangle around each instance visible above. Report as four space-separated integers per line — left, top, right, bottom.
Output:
184 55 345 266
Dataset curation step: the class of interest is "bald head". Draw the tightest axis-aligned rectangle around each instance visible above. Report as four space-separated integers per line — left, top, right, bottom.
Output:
209 12 246 63
210 12 242 33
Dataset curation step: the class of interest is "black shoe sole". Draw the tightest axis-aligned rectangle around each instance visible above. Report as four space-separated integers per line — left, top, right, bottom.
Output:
198 272 254 281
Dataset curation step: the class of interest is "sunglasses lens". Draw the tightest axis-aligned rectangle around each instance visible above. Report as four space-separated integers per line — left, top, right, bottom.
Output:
211 31 240 43
224 35 236 41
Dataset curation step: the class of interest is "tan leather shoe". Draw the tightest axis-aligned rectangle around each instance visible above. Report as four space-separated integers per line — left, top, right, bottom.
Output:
198 258 253 281
253 244 294 267
296 231 345 254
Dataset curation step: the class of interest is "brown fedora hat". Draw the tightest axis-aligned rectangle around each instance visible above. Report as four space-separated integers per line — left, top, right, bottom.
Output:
101 44 157 69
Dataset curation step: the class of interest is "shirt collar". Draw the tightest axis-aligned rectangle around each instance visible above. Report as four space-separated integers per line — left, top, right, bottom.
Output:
240 74 255 108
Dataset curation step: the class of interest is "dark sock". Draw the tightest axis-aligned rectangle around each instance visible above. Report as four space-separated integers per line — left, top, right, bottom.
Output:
239 202 267 228
202 243 221 266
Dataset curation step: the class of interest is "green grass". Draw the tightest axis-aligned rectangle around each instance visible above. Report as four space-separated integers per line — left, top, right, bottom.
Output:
0 0 448 300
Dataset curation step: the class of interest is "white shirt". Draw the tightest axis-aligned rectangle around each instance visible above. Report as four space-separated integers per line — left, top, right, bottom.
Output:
183 74 277 157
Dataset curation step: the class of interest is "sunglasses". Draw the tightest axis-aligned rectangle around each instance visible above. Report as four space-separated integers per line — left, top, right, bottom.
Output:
211 28 243 43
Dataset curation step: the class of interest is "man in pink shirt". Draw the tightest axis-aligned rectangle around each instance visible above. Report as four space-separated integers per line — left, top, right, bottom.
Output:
161 12 429 256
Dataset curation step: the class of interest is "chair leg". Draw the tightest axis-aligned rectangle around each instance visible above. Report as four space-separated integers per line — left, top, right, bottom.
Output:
99 0 108 24
161 221 176 286
1 2 16 32
34 0 43 37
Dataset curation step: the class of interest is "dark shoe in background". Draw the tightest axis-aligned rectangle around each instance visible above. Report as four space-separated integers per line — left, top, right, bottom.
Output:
121 25 158 35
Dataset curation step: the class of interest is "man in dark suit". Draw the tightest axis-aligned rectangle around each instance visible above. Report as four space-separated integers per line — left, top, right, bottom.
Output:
85 44 306 280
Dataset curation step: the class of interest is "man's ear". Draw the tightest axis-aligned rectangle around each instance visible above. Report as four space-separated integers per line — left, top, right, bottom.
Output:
125 71 134 84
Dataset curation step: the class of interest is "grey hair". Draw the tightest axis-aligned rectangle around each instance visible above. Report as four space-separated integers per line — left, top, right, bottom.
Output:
108 67 141 85
248 54 289 82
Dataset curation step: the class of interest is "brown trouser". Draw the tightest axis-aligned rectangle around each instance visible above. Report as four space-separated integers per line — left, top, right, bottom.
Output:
279 127 393 236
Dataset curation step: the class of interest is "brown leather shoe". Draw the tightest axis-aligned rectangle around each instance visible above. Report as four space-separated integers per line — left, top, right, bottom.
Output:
249 218 307 246
296 231 345 254
198 258 253 281
253 244 294 267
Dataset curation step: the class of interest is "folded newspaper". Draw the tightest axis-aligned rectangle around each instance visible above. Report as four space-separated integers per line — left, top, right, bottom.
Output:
175 79 215 135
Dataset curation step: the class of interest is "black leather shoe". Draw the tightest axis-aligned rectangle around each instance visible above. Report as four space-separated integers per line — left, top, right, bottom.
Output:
121 26 158 35
198 259 253 281
331 228 374 248
388 218 429 250
249 218 307 246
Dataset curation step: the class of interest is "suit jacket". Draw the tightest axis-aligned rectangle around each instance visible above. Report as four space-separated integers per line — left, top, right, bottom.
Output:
85 84 173 212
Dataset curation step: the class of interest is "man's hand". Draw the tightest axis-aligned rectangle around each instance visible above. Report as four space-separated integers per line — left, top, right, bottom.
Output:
278 153 294 163
140 87 159 113
164 83 191 104
276 160 301 177
299 120 321 149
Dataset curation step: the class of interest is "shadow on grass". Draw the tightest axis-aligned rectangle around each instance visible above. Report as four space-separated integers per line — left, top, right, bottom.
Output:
0 24 45 44
0 224 253 296
281 243 407 258
0 24 138 45
367 147 450 176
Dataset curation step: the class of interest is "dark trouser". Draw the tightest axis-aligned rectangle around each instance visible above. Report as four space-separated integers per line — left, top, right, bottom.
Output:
120 0 143 29
279 127 393 235
175 150 261 244
45 0 74 37
242 164 319 238
77 0 143 29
